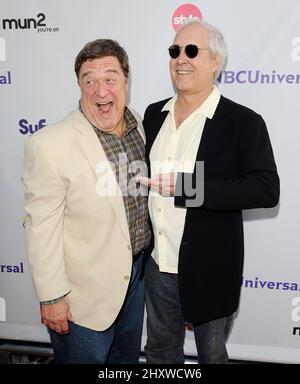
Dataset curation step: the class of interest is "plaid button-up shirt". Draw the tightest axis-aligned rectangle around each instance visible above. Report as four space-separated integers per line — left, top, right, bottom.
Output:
93 107 150 256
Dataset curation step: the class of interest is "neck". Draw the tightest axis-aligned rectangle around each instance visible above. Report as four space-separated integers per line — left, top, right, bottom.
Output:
113 120 126 138
174 86 214 129
176 86 214 113
104 117 125 138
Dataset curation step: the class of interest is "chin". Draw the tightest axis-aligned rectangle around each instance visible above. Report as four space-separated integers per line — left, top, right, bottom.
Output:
177 86 192 94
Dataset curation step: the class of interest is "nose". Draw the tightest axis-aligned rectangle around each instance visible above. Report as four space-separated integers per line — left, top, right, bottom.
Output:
96 81 109 98
176 48 188 64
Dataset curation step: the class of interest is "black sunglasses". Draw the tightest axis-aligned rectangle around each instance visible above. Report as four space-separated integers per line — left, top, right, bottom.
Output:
168 44 209 59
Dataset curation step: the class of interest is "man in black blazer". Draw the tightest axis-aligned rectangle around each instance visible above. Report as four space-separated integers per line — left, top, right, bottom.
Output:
138 20 279 363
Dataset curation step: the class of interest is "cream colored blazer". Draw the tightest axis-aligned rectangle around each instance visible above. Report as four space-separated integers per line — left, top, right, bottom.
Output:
21 108 146 331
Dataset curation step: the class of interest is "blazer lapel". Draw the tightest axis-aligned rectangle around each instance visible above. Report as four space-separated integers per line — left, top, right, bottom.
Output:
146 110 169 152
72 110 130 242
196 96 229 161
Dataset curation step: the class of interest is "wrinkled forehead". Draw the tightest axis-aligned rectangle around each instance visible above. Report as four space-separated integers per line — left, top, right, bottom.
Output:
79 56 123 77
174 23 209 46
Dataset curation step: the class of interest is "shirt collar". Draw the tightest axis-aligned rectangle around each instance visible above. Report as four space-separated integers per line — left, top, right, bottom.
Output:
161 85 221 120
78 103 138 136
123 106 138 134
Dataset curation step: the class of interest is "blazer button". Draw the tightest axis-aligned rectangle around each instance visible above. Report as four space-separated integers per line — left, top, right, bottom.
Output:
127 245 131 251
124 275 130 281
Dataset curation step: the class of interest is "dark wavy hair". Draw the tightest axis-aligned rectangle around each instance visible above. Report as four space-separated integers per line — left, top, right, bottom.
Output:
74 39 129 79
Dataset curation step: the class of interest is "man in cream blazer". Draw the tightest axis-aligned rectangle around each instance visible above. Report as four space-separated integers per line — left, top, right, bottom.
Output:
22 39 150 364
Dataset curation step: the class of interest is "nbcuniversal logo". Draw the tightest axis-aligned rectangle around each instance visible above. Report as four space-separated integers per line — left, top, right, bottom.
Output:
172 3 203 31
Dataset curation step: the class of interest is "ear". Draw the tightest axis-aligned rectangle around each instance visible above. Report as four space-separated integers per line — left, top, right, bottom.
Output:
211 54 221 74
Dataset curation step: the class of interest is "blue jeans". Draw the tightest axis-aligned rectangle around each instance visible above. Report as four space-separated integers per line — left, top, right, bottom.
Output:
49 252 145 364
144 256 233 364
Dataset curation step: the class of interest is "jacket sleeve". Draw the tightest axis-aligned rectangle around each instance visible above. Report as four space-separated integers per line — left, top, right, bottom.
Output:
175 114 280 210
21 136 70 301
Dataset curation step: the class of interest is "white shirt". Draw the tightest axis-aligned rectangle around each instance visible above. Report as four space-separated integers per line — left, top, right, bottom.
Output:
149 86 221 273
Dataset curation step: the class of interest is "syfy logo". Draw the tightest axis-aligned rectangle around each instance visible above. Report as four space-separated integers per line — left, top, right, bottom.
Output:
0 297 6 321
19 118 47 135
291 297 300 336
172 4 203 31
0 36 5 61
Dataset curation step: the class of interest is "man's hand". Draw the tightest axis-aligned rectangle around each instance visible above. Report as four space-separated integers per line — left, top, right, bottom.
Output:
40 299 73 334
136 173 176 196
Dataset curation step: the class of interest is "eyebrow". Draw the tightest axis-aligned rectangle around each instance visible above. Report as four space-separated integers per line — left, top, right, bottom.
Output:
105 69 120 75
81 69 120 79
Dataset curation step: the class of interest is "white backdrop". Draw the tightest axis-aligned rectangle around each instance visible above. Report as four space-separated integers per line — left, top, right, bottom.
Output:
1 0 300 363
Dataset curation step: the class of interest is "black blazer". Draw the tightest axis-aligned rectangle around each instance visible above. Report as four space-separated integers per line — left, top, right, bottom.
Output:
143 95 280 324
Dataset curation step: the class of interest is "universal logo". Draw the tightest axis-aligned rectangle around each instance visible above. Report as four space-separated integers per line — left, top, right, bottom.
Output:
291 297 300 336
1 13 60 33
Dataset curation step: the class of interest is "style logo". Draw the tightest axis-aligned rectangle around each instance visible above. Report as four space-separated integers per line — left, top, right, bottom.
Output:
291 297 300 336
0 297 6 321
172 4 203 31
0 36 5 61
2 13 60 33
291 37 300 62
19 118 47 135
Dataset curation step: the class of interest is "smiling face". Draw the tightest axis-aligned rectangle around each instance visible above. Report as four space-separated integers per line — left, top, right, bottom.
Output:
169 22 220 97
78 56 128 134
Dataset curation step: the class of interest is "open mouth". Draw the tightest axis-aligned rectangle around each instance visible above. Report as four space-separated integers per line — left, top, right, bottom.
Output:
96 101 113 114
176 70 192 75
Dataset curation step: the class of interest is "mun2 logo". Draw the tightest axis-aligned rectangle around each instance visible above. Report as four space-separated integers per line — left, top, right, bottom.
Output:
1 13 60 33
2 13 46 30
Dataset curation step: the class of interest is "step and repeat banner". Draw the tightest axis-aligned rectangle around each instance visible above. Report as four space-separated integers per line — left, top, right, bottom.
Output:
1 0 300 363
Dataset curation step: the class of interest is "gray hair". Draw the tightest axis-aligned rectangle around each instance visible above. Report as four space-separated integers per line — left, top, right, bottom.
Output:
74 39 129 79
178 19 228 80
